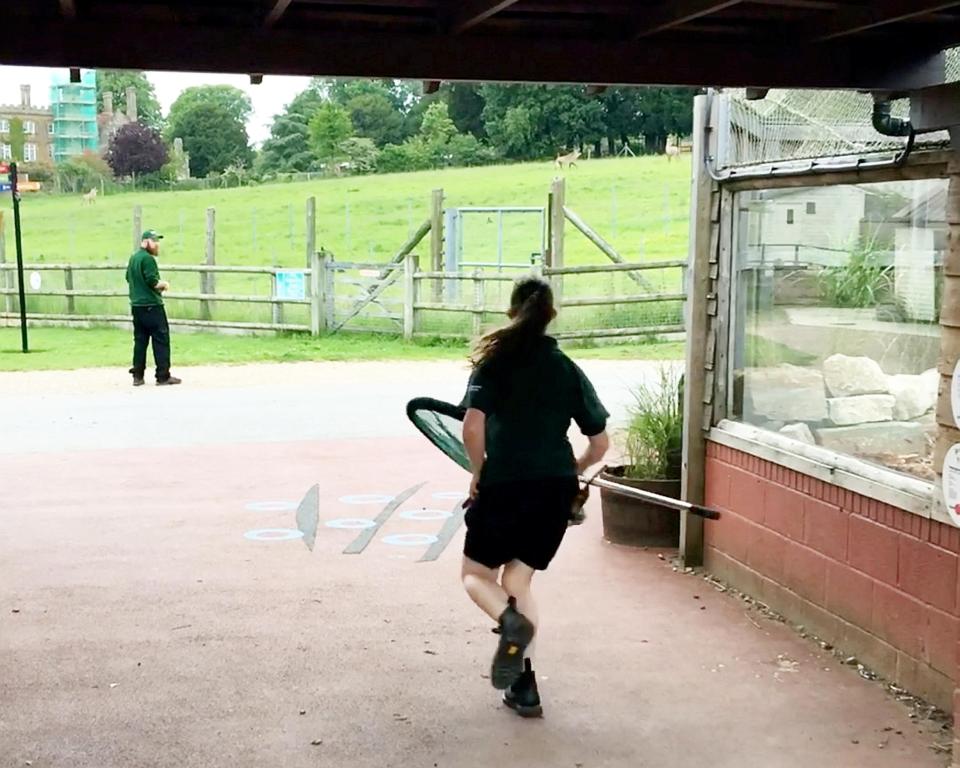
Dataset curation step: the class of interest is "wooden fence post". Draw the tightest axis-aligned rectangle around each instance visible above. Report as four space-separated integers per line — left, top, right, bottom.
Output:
202 207 215 321
473 269 484 338
64 267 75 315
430 188 444 301
549 177 566 304
404 251 419 340
132 205 142 252
325 251 336 330
305 197 316 269
310 249 325 335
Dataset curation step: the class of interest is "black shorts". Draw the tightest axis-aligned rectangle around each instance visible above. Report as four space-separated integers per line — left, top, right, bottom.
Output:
463 476 579 571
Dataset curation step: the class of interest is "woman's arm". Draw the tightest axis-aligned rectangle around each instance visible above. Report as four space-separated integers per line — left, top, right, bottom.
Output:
576 430 610 475
463 407 486 498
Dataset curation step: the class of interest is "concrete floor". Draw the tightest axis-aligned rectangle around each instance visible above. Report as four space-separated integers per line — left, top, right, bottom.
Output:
0 360 951 767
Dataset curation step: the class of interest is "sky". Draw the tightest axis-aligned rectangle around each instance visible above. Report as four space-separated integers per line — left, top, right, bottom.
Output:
0 66 313 145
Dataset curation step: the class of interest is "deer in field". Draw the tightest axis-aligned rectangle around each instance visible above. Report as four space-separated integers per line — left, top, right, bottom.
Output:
81 187 98 205
555 148 581 170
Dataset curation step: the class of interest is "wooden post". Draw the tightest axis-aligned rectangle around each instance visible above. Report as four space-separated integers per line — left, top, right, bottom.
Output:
403 251 419 340
934 160 960 498
679 92 716 568
64 267 75 315
202 207 215 321
549 177 566 304
430 188 444 301
132 205 142 252
305 196 316 269
310 249 325 335
473 269 484 338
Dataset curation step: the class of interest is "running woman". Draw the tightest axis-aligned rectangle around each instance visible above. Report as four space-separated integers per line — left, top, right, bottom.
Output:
460 276 610 717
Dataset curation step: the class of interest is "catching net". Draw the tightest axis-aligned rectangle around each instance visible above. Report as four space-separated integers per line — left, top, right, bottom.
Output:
716 47 960 171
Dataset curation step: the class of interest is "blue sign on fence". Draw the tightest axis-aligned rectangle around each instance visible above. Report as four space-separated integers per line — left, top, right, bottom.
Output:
275 270 306 301
0 183 11 193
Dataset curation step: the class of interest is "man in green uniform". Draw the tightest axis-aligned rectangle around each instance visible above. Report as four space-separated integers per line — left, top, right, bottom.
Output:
126 229 181 386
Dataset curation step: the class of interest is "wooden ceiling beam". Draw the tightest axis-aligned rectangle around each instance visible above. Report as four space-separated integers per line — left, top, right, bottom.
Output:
3 18 949 91
633 0 745 38
813 1 960 41
59 0 77 19
264 0 295 27
445 0 521 33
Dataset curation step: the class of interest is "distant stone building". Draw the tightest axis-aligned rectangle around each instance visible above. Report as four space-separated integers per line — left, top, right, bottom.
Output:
0 85 55 164
98 86 138 149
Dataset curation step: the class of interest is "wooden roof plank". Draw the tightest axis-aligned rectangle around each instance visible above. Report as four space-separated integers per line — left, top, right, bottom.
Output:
59 0 77 19
633 0 745 38
814 0 960 41
446 0 522 33
264 0 295 27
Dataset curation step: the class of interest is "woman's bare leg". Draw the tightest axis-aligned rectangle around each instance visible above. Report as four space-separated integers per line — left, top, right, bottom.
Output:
461 556 509 621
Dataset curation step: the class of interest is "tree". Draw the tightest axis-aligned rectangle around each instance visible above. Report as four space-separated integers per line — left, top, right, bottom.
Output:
338 137 380 174
445 83 487 139
346 93 407 147
258 85 326 174
166 85 252 142
635 88 695 153
173 103 253 177
308 104 352 166
8 118 24 162
419 101 457 147
105 122 168 178
96 70 163 130
56 150 112 193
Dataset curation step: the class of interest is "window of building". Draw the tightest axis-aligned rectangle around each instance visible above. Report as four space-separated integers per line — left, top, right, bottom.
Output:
24 143 37 162
729 179 946 481
786 208 795 224
0 120 8 133
48 145 55 159
23 121 35 135
806 201 817 215
48 123 55 135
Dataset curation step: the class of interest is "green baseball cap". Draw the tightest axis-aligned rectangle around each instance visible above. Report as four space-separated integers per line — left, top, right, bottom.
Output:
141 229 164 241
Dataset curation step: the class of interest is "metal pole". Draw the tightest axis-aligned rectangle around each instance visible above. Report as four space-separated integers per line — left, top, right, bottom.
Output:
585 475 720 519
10 163 28 352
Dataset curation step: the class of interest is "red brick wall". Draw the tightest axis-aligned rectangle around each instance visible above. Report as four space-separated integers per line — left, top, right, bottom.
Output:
704 442 959 712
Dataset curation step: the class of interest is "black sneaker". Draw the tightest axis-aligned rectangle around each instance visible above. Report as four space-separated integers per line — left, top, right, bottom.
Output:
132 377 145 387
503 659 543 718
156 376 182 386
490 597 535 690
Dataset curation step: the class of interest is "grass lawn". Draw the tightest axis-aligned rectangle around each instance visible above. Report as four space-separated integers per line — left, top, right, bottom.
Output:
0 326 684 372
1 155 690 336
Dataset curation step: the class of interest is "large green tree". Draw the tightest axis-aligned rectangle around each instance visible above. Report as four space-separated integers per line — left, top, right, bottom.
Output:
173 103 253 177
165 85 252 142
346 93 407 147
258 85 326 173
308 103 352 166
96 70 163 130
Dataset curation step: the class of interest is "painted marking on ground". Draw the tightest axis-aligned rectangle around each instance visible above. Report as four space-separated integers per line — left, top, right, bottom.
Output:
399 508 453 521
295 484 319 551
244 528 305 542
383 533 439 547
326 518 377 529
342 482 427 555
419 500 467 563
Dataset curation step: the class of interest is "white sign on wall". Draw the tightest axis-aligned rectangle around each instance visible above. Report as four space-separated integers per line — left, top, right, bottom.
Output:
942 443 960 528
952 360 960 429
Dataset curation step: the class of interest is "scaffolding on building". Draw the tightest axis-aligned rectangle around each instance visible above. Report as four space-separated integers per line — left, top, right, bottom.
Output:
50 69 98 162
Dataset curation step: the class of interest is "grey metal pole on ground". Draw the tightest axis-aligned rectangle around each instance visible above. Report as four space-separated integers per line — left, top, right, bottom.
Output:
10 163 28 352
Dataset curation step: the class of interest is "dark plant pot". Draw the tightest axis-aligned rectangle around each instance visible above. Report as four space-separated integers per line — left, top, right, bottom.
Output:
599 467 681 548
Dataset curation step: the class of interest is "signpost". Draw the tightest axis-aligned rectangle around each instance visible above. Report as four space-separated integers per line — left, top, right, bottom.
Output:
2 162 28 352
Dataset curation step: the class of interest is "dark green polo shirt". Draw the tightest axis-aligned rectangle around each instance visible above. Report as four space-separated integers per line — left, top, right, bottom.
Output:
126 248 163 306
464 336 609 486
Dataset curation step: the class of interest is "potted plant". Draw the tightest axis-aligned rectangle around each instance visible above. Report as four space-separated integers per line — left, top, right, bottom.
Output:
600 365 684 547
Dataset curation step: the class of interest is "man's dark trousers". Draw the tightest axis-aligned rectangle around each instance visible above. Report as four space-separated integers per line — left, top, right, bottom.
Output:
131 304 171 381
